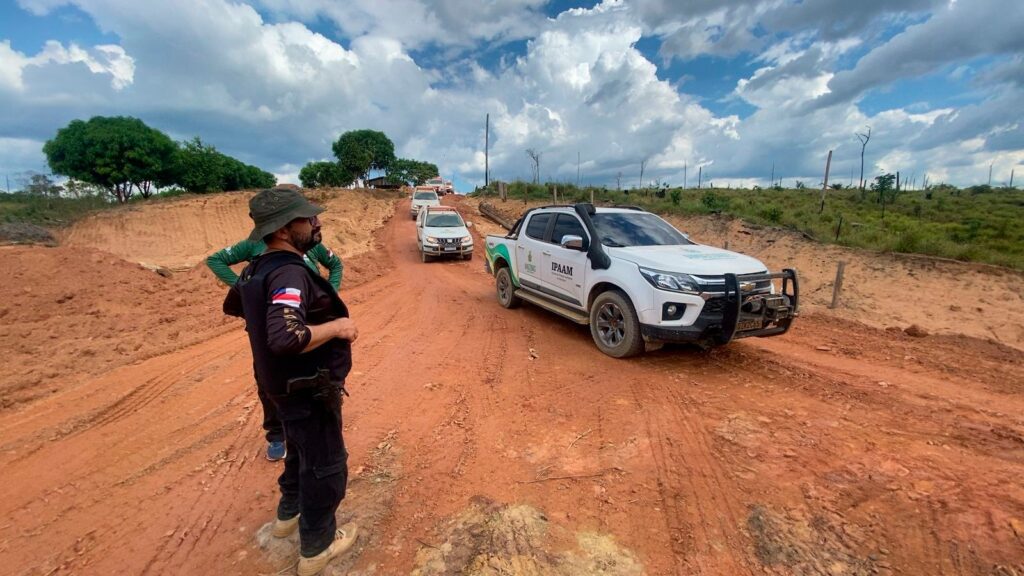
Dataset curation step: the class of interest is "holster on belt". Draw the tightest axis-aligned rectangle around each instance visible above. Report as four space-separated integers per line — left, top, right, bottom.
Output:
285 368 348 403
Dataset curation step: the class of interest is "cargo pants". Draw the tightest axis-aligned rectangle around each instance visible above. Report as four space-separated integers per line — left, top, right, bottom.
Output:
271 387 348 557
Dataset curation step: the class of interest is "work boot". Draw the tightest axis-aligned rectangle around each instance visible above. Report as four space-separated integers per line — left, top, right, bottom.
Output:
272 514 299 538
267 441 287 461
296 523 358 576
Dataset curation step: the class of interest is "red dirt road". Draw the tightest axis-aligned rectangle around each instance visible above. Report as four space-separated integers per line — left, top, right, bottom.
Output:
2 198 1023 575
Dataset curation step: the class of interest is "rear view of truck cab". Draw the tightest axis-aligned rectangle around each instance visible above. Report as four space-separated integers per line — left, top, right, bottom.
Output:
484 203 798 358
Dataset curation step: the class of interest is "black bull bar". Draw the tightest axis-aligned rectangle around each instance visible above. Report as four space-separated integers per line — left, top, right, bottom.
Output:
716 268 799 345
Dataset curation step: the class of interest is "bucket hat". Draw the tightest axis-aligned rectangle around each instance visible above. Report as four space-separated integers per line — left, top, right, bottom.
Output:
248 187 324 241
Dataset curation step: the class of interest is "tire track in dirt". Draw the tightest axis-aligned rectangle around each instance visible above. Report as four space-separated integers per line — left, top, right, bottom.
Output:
626 373 754 576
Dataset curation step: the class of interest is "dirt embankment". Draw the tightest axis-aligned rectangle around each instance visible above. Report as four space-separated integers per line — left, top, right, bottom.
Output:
59 188 402 270
462 197 1024 351
1 189 398 412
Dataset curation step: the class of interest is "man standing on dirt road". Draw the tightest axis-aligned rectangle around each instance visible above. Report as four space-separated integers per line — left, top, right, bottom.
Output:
225 187 359 575
207 233 343 461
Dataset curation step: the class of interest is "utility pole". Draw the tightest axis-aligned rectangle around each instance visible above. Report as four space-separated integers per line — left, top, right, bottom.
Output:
770 162 775 188
988 162 993 186
484 114 489 188
698 165 702 189
576 150 580 187
1011 169 1015 188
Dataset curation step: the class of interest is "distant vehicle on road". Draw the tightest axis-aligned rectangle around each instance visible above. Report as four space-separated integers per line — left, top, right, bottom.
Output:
425 176 454 196
484 203 798 357
410 190 440 219
416 206 474 262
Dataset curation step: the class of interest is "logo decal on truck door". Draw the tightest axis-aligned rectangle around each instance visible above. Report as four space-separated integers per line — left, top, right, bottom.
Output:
551 262 573 276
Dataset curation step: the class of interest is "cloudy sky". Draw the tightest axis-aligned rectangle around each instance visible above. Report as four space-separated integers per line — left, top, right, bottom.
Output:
1 0 1022 191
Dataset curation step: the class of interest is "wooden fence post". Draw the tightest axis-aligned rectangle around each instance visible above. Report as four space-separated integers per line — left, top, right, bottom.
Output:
829 261 846 309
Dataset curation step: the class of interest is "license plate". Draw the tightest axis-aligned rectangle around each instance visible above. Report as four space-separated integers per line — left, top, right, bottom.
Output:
443 246 457 252
736 318 762 332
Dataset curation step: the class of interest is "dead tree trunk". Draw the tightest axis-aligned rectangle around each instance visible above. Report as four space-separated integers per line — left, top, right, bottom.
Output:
856 126 871 190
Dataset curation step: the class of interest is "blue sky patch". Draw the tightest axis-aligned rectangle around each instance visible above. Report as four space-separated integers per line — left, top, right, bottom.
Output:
1 3 117 53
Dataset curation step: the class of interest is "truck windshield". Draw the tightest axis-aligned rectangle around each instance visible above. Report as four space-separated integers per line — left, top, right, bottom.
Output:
425 213 464 227
414 192 438 200
591 213 692 247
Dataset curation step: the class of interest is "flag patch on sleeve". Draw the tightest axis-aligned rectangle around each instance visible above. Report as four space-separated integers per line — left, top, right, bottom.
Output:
271 287 302 308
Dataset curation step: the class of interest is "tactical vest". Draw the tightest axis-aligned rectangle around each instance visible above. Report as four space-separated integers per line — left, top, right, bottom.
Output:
229 250 352 396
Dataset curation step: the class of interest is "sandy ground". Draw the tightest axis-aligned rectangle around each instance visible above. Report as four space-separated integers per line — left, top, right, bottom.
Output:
1 192 1022 575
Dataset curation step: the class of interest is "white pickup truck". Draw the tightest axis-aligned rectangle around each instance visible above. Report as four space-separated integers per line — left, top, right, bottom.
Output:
483 203 798 358
410 190 441 219
416 205 474 262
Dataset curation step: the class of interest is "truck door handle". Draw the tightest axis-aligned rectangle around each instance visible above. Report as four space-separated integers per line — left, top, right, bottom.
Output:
542 251 551 256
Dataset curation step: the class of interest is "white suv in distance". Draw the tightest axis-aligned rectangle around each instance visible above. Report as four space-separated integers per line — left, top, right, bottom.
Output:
410 190 440 219
416 206 474 262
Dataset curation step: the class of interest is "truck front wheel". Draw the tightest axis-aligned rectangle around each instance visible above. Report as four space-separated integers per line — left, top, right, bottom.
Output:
495 267 520 309
589 290 644 358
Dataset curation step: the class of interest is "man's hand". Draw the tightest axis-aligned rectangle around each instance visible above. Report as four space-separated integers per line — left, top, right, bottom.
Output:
331 318 359 342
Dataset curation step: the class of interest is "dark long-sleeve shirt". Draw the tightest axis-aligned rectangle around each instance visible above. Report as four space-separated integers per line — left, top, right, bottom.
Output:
207 239 342 290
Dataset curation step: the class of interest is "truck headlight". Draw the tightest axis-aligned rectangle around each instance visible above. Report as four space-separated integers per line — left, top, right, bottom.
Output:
461 236 473 244
639 267 701 294
425 236 439 245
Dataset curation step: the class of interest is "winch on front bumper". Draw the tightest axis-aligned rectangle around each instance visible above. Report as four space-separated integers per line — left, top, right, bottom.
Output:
640 269 799 345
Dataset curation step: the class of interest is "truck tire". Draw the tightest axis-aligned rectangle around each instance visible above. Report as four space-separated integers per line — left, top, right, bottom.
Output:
421 250 431 263
589 290 644 358
495 267 520 309
463 252 473 261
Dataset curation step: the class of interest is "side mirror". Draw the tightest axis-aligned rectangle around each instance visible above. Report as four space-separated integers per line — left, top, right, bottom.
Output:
466 222 473 228
561 235 585 251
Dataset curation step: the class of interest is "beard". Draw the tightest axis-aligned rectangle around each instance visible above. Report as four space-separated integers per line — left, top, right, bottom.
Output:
287 227 321 254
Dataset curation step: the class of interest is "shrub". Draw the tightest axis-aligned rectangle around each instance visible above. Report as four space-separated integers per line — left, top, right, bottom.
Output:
759 205 783 223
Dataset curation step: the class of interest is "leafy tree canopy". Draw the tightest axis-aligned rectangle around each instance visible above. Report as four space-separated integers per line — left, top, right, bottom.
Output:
331 129 396 181
43 116 177 203
170 137 275 193
386 158 439 186
299 161 354 188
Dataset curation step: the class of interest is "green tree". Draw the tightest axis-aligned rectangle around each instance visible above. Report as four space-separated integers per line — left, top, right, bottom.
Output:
386 158 438 186
299 161 354 188
245 165 276 189
43 116 177 203
872 173 897 220
171 137 226 193
331 130 396 183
